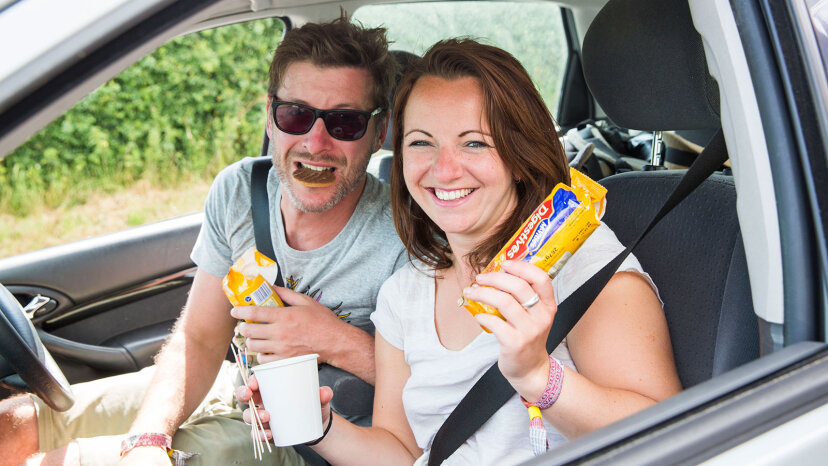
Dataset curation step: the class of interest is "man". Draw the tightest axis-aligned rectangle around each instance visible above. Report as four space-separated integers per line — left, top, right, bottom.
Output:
0 15 404 466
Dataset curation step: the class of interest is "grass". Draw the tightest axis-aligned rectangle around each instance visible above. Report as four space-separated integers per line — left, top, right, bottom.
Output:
0 177 212 258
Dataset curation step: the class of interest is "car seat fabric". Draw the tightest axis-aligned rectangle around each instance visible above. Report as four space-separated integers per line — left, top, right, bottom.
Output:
381 50 418 151
600 172 758 387
582 0 720 131
378 50 419 184
580 0 758 385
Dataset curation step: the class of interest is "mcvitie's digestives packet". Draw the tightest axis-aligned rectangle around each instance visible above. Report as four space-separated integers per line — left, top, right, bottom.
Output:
462 168 607 329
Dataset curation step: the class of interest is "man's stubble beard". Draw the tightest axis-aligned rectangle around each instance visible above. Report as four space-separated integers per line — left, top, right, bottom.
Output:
273 144 372 214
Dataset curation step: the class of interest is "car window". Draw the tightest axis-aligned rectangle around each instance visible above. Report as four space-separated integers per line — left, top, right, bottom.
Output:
353 1 568 114
0 18 284 258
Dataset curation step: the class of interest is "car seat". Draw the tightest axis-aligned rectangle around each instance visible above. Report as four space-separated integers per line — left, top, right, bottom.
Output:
376 49 419 184
581 0 759 387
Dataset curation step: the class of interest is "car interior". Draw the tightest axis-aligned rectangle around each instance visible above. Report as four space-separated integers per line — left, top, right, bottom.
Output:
582 0 760 387
1 0 827 463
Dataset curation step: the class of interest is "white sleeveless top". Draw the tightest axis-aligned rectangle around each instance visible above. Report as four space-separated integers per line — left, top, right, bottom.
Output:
371 223 659 465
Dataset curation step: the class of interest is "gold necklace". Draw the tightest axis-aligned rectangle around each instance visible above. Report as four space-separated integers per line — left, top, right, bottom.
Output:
453 264 467 307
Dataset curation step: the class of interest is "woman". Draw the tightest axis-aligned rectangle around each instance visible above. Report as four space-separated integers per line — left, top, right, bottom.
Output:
242 39 681 465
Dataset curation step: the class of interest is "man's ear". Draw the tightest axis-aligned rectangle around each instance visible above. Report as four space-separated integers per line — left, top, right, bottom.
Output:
372 114 390 153
265 96 274 139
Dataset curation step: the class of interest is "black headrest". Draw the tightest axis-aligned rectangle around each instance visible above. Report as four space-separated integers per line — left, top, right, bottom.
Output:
391 50 418 84
583 0 720 131
382 50 420 151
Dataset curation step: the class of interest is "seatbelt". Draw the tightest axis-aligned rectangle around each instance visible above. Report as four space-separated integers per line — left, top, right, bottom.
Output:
250 158 285 288
250 158 333 466
427 129 728 465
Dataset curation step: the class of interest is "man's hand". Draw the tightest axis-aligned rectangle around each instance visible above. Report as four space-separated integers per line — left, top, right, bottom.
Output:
230 286 347 365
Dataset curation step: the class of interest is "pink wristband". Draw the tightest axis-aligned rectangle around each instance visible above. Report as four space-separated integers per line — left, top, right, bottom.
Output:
120 432 172 457
521 354 564 409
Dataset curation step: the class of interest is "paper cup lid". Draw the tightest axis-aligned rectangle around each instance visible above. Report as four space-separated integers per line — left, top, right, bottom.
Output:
251 353 319 372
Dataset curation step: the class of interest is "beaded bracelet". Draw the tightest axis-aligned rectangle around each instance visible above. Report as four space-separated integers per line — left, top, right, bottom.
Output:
519 356 565 456
521 354 565 409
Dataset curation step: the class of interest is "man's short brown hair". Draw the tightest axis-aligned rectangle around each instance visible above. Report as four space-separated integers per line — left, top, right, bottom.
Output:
268 15 396 114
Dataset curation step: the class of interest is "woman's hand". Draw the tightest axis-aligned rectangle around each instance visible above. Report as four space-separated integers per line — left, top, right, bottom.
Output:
237 374 272 442
237 375 334 444
463 260 556 401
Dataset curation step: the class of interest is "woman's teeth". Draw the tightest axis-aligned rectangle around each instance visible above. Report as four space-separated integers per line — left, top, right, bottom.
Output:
434 188 473 201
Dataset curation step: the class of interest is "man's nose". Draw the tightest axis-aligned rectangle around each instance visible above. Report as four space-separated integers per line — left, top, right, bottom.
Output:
302 116 333 153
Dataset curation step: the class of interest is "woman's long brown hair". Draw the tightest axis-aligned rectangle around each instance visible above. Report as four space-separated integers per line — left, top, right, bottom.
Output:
390 39 570 273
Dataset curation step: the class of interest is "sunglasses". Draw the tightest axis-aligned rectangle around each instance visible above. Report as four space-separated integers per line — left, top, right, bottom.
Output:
271 100 382 141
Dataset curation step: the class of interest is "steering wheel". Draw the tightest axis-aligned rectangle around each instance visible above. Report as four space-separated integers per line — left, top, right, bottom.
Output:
0 284 74 411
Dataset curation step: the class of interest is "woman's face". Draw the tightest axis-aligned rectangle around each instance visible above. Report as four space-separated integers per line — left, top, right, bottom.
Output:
402 76 518 243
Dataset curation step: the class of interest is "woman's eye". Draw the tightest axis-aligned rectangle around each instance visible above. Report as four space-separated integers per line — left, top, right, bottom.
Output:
464 140 491 149
408 140 431 147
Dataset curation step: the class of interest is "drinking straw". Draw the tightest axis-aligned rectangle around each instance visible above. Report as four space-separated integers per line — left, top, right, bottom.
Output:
230 343 272 459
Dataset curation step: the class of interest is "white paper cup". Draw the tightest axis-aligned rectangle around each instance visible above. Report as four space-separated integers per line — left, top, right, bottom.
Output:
251 353 322 446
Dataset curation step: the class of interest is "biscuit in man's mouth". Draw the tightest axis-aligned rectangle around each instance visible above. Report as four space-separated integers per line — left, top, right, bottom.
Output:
293 163 336 187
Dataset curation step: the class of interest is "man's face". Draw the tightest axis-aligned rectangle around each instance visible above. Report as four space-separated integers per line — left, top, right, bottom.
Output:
268 61 386 213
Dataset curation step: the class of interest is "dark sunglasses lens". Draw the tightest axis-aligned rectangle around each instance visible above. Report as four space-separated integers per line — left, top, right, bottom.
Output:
274 104 315 134
325 111 369 140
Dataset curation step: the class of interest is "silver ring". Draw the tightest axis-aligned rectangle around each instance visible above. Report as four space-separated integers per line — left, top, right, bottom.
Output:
521 293 540 308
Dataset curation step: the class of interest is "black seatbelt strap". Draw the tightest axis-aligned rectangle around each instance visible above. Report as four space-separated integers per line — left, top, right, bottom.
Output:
250 158 285 288
428 130 728 465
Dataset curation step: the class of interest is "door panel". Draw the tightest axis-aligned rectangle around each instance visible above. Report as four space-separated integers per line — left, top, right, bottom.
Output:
0 213 201 390
535 343 828 465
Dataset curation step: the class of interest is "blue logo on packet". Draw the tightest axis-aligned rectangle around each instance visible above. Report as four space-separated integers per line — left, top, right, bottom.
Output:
244 296 251 303
552 189 579 216
528 219 551 252
524 189 580 262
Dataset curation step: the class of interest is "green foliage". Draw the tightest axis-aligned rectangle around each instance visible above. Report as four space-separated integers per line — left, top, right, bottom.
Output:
1 4 568 219
353 2 567 109
0 18 283 216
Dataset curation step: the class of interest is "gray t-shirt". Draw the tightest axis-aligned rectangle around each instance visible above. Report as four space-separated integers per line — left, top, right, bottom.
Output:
191 156 407 335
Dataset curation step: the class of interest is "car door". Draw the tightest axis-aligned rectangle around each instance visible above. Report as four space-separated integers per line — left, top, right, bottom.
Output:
0 214 200 387
532 0 828 462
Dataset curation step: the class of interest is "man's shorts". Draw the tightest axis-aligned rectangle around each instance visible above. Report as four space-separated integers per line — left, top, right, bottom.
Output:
33 361 308 466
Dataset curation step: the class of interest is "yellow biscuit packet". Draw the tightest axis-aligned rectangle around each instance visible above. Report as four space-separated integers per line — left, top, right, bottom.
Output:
222 247 284 308
463 168 607 327
222 247 285 367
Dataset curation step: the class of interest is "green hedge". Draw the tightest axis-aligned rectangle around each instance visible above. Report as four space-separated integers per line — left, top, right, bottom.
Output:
0 18 283 215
